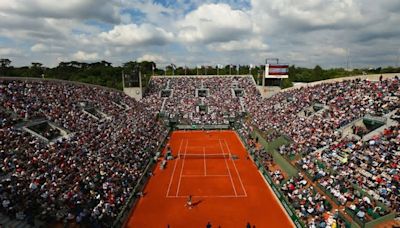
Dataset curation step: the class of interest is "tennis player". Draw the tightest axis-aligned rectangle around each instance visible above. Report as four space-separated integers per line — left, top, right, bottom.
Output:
186 195 193 209
206 130 211 138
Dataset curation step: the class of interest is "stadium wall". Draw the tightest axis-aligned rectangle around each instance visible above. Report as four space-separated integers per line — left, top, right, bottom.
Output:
282 73 400 92
174 124 230 130
256 86 282 98
123 87 143 100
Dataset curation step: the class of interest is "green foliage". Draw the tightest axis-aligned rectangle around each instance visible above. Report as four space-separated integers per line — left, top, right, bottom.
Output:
281 78 293 88
1 59 400 91
287 65 400 83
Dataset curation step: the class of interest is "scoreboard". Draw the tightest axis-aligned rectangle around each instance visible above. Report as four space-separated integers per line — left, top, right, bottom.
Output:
265 64 289 78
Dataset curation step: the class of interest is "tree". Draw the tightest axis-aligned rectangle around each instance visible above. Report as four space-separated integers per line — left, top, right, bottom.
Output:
0 59 12 76
281 78 293 89
31 62 43 68
29 62 44 77
0 58 11 68
312 65 323 80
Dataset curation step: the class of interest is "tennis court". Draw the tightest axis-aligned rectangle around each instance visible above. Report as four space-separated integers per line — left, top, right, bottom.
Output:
127 130 293 228
166 136 247 198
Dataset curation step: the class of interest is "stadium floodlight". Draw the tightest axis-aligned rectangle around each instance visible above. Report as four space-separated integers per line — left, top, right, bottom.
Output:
217 64 223 75
171 63 176 76
249 64 253 75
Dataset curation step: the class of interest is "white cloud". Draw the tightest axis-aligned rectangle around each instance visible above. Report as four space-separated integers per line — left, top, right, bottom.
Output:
72 51 99 61
178 3 252 43
0 0 121 23
99 24 174 46
325 47 347 57
137 54 165 63
251 0 364 32
0 0 399 68
208 38 268 52
0 48 16 56
31 43 47 52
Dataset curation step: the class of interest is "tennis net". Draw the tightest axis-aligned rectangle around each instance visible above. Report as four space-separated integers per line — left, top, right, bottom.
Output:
177 153 231 159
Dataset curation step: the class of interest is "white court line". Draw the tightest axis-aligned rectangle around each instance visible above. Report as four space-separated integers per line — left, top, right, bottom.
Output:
203 147 207 176
219 139 237 196
166 195 247 198
166 139 184 197
175 139 188 196
224 139 248 197
187 139 221 142
181 174 230 178
234 131 247 149
186 146 212 150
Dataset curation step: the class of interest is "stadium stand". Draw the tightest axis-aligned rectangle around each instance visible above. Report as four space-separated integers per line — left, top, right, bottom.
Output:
0 75 399 227
248 78 399 226
1 79 167 227
148 76 257 124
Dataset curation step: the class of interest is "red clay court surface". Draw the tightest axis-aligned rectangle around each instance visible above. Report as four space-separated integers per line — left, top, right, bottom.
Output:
127 130 293 228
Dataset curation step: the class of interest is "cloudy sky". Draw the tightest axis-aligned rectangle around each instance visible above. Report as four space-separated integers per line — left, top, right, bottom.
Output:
0 0 399 68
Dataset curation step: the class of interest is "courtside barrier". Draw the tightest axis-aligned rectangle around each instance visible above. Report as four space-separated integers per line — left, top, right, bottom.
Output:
175 124 230 130
113 130 171 228
244 127 358 228
257 160 305 228
239 124 397 228
251 130 298 177
235 127 305 228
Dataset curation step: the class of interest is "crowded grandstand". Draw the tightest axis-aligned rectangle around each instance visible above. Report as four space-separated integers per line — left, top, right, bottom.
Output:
0 73 399 227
